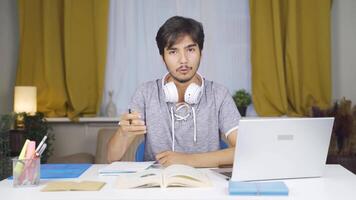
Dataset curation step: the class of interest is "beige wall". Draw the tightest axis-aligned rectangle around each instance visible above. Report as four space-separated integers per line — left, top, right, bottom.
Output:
332 0 356 103
49 121 118 157
0 0 18 115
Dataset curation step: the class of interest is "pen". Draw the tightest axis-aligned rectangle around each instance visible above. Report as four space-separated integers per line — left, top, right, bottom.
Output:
36 143 47 157
35 135 47 154
128 108 132 125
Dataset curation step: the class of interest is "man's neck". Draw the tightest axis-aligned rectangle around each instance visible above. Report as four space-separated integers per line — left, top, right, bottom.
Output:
176 82 190 102
172 75 201 103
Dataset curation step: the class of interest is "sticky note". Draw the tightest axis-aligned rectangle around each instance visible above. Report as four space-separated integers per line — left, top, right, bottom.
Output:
14 139 29 174
25 141 36 159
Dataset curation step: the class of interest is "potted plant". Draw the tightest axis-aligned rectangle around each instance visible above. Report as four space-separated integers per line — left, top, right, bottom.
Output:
22 112 54 163
0 114 14 180
233 89 252 117
310 97 356 174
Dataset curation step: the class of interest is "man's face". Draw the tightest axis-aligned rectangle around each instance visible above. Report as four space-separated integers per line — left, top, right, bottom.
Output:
163 35 201 83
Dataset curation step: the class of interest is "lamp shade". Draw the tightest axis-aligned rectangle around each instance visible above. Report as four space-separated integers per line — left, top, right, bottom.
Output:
14 86 37 113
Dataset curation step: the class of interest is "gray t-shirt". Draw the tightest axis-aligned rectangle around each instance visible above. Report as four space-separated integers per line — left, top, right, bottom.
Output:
129 78 241 161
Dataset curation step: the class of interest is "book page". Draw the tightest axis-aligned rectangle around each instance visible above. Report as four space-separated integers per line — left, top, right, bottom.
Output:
162 164 211 188
116 169 162 189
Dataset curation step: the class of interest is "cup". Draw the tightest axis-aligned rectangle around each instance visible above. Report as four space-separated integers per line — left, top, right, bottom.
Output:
12 157 40 187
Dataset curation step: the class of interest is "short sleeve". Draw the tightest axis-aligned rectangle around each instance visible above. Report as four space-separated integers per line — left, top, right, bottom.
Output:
218 90 241 138
128 84 146 121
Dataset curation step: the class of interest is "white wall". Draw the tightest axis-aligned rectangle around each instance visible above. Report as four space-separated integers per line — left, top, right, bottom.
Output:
0 0 355 158
0 0 18 115
0 0 355 115
332 0 356 103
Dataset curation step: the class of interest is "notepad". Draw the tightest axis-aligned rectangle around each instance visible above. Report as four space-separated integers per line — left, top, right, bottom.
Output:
229 181 289 196
99 161 155 176
41 163 92 178
41 181 105 192
8 163 91 180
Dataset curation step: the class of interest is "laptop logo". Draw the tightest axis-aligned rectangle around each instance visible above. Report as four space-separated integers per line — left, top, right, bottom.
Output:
277 134 294 141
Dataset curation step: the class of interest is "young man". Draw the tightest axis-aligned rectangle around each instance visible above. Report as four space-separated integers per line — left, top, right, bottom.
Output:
107 16 240 167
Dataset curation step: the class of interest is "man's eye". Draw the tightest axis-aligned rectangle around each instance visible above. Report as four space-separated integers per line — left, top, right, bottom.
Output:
168 50 176 55
188 48 195 52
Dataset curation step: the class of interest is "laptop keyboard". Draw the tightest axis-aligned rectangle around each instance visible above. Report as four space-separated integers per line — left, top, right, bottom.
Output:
221 171 232 179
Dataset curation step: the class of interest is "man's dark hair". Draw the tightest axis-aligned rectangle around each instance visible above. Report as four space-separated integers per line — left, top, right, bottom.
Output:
156 16 205 56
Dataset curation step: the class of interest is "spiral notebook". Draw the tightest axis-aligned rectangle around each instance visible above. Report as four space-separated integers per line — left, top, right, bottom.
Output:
99 161 155 176
229 181 289 196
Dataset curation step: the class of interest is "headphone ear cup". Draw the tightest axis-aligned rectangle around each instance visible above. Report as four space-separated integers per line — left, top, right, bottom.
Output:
163 82 179 103
184 83 202 104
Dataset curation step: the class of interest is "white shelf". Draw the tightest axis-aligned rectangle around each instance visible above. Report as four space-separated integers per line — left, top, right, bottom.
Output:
46 117 119 123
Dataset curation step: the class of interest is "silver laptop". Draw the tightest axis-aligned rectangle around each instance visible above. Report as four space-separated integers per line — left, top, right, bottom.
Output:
231 117 334 181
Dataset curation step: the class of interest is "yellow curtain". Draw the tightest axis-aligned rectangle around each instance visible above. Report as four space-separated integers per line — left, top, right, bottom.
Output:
16 0 108 119
250 0 332 116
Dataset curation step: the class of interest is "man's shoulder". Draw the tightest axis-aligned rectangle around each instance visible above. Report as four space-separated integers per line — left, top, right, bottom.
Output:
136 80 159 91
131 80 160 102
205 80 230 95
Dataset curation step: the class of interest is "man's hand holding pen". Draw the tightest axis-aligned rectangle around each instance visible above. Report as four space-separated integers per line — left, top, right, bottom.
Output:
118 109 146 137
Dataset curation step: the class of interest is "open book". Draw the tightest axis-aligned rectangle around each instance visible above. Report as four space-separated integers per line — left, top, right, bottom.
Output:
116 164 211 189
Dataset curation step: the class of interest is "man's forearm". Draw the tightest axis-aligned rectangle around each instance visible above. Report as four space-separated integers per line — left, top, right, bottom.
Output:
107 128 136 163
189 147 235 168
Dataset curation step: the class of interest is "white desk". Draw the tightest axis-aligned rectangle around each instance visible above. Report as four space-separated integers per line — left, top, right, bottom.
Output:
1 164 355 200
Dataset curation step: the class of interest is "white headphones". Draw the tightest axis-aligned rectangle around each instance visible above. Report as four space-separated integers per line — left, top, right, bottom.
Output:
162 72 204 104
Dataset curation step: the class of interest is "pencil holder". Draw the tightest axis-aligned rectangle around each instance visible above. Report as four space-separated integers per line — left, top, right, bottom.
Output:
12 157 40 187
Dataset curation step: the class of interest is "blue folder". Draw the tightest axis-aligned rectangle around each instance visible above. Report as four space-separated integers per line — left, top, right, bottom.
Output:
229 181 289 196
8 163 91 179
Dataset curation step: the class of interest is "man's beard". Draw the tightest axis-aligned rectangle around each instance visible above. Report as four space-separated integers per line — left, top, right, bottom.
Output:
171 69 195 83
166 61 200 83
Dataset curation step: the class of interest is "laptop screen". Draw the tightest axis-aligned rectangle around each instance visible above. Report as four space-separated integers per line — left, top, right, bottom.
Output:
231 117 334 181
